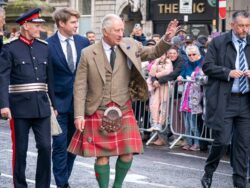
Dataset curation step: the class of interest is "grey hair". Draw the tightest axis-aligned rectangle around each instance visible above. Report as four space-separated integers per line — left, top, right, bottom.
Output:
232 10 250 22
186 45 200 56
101 14 122 33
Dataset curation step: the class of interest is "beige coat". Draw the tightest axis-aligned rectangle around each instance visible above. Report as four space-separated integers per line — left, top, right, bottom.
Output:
74 37 171 117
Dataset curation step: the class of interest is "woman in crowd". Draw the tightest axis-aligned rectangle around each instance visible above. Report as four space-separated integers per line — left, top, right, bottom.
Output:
177 45 204 151
150 47 183 146
147 52 173 132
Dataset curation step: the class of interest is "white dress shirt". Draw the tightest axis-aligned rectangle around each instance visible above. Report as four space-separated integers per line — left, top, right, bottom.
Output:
231 31 249 93
102 39 116 64
57 31 77 68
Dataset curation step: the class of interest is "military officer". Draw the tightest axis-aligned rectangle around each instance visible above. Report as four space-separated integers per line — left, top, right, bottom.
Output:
0 8 56 188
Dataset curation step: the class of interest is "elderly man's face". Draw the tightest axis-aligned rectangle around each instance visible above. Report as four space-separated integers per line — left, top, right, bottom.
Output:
103 19 124 46
231 16 250 39
24 22 42 39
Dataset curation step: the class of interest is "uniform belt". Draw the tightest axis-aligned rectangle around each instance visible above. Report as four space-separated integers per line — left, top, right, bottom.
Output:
9 83 48 93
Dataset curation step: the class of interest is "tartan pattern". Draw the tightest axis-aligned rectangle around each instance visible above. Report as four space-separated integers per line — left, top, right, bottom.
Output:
68 101 143 157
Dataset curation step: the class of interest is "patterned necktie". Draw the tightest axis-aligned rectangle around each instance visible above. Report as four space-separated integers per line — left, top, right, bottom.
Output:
66 38 75 73
238 39 248 94
110 47 116 70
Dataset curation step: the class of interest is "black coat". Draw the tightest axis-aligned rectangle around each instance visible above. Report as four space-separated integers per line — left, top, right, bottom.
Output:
202 31 250 131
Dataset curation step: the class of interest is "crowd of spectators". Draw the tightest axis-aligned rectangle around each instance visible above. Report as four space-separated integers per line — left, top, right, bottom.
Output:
129 23 214 150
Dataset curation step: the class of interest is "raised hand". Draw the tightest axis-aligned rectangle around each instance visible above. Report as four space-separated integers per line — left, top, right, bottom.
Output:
164 19 179 42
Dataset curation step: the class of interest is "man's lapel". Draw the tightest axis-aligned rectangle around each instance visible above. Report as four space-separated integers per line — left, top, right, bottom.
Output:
52 33 71 71
74 35 82 65
119 40 140 72
93 42 107 83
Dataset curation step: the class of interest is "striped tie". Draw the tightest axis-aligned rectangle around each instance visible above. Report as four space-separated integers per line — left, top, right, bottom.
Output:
66 38 75 73
238 39 248 94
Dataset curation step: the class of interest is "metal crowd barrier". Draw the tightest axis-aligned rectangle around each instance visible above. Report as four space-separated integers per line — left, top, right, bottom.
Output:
169 79 214 149
133 82 173 146
133 79 214 148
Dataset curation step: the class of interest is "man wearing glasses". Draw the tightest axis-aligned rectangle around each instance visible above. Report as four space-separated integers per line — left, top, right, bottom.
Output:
201 10 250 188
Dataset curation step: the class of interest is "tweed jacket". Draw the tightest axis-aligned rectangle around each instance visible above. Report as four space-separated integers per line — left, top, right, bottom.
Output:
74 37 171 117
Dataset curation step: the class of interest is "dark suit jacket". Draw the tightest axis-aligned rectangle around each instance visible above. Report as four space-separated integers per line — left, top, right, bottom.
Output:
202 31 250 131
47 32 90 113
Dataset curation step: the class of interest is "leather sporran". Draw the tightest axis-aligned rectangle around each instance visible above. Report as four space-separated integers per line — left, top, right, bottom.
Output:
100 106 122 133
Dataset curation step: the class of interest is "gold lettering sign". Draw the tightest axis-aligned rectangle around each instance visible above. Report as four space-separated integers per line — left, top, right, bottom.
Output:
158 3 205 14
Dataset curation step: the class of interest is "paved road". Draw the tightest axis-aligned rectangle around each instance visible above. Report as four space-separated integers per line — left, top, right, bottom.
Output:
0 120 241 188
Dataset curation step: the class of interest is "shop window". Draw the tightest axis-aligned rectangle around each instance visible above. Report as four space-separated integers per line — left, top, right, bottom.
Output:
78 0 92 36
79 0 91 15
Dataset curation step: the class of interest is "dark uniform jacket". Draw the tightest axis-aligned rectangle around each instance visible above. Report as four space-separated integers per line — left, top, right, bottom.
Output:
0 37 56 118
202 31 250 131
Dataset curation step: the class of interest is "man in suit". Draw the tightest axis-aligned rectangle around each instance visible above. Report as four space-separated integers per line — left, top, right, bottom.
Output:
86 30 96 45
68 14 178 188
46 8 89 188
201 10 250 188
0 8 56 188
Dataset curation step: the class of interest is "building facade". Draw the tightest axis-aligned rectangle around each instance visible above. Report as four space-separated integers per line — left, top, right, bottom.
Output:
4 0 250 40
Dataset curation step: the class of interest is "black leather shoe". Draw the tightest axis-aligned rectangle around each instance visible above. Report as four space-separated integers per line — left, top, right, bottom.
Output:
57 184 70 188
201 172 213 188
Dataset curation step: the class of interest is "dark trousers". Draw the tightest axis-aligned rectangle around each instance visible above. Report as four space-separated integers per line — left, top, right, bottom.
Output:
12 117 51 188
52 113 76 186
204 94 250 187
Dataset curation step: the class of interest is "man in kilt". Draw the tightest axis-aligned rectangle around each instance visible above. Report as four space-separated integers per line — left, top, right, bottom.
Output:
68 14 178 188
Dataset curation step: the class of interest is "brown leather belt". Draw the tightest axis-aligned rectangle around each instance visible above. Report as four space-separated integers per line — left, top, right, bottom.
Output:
98 105 128 112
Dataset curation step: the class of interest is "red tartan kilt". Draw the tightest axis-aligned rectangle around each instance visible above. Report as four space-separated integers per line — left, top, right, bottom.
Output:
68 101 143 157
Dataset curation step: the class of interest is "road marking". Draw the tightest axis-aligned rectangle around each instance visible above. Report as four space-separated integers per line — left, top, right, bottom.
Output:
153 161 231 177
0 132 11 136
0 173 56 188
169 152 230 164
2 150 174 188
75 161 173 187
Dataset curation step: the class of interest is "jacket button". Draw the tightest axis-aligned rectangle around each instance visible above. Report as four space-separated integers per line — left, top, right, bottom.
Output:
37 78 39 80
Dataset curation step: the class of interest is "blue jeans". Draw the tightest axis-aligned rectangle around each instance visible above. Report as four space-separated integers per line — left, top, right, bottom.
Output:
183 112 200 145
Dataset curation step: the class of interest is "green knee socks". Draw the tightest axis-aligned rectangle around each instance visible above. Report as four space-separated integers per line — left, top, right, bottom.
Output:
113 158 132 188
94 163 110 188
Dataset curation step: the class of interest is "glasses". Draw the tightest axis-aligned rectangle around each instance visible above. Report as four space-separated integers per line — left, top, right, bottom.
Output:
188 53 197 57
